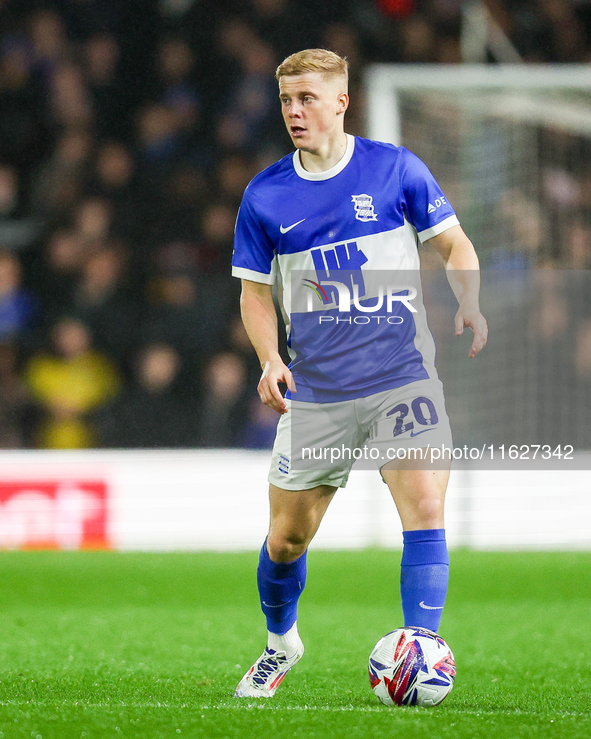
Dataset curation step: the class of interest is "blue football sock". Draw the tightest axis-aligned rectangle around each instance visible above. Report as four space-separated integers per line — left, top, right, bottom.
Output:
400 529 449 633
257 540 307 635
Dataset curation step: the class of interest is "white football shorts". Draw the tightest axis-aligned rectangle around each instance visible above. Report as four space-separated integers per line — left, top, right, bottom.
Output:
268 379 453 491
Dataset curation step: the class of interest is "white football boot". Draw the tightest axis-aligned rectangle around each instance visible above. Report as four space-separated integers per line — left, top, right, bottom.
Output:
235 636 304 698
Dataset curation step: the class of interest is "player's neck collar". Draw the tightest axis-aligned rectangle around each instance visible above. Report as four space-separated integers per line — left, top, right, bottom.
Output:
293 133 355 181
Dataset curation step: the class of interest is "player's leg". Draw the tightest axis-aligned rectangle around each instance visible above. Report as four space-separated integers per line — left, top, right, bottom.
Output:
381 463 450 634
236 482 336 698
267 482 336 561
364 380 453 634
381 465 448 531
261 482 336 641
236 395 357 697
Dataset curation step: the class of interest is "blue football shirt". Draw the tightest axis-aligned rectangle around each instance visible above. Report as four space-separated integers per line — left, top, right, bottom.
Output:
232 135 459 403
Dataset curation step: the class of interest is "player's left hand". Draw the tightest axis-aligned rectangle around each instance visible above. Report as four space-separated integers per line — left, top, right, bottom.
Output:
454 303 488 358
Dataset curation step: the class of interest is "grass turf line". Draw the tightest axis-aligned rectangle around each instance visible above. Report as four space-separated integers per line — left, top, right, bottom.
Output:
0 550 589 738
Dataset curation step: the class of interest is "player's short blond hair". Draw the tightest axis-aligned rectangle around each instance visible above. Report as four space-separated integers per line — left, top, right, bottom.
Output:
275 49 348 87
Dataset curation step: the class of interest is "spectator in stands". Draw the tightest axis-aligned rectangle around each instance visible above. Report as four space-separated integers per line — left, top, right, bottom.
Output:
136 102 182 165
0 250 36 343
0 164 19 224
227 312 264 390
0 342 35 448
0 163 44 250
25 317 120 448
197 201 236 274
72 244 138 372
240 396 279 449
83 32 127 141
0 34 51 181
145 164 205 250
248 0 321 60
157 36 202 146
84 141 148 254
29 7 68 76
74 195 113 244
94 342 198 448
90 141 135 200
216 154 256 207
49 62 94 129
142 254 232 378
197 351 249 447
0 163 20 221
29 228 85 322
228 40 279 150
31 127 94 219
568 217 591 270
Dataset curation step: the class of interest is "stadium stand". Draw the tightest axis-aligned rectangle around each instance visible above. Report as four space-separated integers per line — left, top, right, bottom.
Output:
0 0 590 448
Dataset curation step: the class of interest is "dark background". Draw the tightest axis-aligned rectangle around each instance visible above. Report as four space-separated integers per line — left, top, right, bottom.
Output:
0 0 590 450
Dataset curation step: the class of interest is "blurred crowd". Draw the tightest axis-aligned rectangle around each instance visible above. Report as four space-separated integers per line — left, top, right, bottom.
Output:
0 0 590 449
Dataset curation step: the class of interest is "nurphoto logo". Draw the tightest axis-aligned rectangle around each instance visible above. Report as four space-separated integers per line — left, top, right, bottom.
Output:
302 279 417 314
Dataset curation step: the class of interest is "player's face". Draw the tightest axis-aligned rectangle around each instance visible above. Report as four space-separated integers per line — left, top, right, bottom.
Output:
278 72 348 153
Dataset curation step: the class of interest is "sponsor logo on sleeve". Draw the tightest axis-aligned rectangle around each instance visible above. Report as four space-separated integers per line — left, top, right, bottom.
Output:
427 196 447 214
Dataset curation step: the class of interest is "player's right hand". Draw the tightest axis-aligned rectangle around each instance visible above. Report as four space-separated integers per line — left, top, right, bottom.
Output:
257 359 296 414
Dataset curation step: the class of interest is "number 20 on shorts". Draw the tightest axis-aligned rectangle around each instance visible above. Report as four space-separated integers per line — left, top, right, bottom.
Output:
387 396 439 438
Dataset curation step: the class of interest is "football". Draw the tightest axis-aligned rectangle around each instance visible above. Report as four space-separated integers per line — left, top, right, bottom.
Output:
368 627 456 707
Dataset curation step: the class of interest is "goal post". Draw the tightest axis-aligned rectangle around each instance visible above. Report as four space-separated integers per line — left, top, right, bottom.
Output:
366 63 591 145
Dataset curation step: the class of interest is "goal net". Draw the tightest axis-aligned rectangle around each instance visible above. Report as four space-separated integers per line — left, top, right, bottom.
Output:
364 65 591 460
366 64 591 268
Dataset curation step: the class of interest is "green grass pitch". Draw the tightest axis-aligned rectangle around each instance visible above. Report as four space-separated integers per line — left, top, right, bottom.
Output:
0 550 590 739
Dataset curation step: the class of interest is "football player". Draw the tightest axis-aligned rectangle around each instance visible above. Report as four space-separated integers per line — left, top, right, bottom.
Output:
232 49 487 698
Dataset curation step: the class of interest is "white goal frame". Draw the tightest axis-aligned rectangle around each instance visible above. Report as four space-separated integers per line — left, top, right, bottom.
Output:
365 64 591 147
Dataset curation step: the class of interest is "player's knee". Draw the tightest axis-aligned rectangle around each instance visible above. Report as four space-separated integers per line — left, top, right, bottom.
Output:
267 531 308 563
413 496 445 529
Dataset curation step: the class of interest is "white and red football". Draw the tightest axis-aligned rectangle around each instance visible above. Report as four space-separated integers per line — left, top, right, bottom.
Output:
368 627 456 707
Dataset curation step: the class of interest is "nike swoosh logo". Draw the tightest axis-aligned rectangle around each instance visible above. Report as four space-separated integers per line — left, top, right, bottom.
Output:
419 601 444 610
409 427 436 438
280 218 306 234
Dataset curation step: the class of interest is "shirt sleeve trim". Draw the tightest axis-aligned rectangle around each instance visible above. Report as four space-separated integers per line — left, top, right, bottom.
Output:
417 215 460 243
231 266 275 284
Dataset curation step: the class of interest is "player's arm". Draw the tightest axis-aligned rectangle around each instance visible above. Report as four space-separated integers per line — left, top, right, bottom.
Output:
240 279 295 414
426 224 488 358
